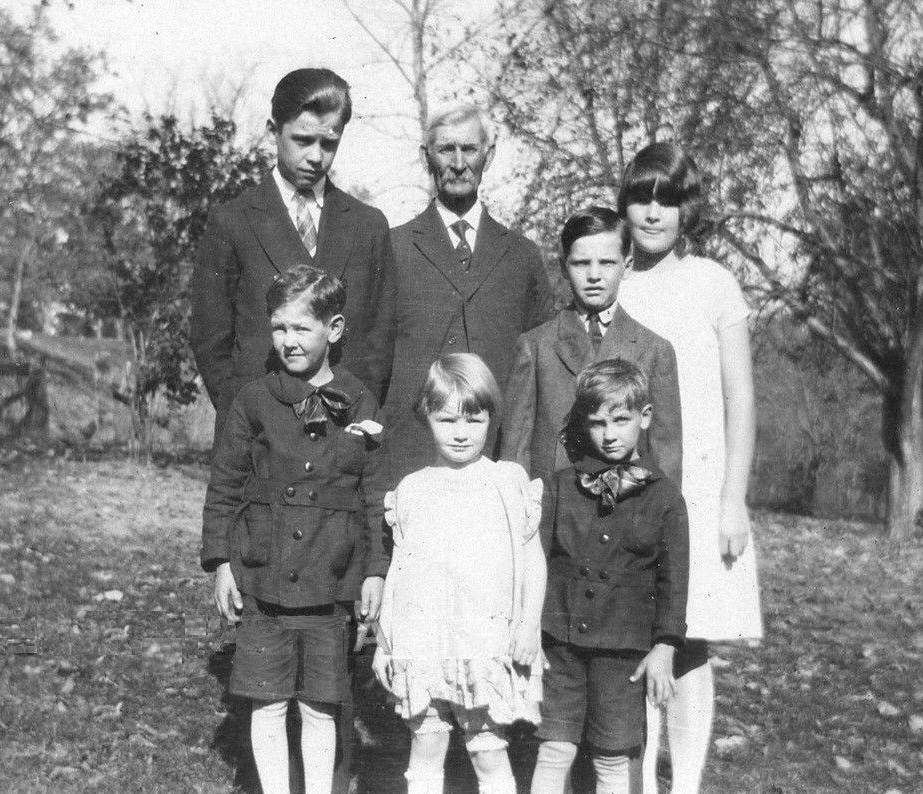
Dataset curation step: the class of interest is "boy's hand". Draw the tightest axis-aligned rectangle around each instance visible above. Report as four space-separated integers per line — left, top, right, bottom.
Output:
359 576 384 622
214 562 242 624
371 645 393 692
629 643 677 706
719 496 750 563
509 620 540 667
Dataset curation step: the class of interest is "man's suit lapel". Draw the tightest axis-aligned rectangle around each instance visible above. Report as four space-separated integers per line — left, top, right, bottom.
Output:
598 305 639 361
466 211 512 300
246 176 306 275
554 308 594 376
316 182 357 279
410 202 466 294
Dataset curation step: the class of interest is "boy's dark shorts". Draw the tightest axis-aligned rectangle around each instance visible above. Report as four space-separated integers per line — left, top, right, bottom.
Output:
537 634 646 752
674 639 709 678
229 595 352 704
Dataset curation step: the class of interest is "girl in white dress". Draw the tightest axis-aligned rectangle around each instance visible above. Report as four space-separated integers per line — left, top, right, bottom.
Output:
372 353 546 794
616 142 763 794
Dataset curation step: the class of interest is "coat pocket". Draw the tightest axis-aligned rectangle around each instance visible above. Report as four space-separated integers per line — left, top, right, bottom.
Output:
238 504 273 567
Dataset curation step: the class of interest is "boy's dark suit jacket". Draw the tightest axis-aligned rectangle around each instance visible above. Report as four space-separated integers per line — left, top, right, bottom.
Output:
500 306 683 485
382 201 553 482
191 174 394 434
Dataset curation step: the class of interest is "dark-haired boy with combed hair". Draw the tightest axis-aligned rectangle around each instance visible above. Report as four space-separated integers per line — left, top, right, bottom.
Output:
200 264 389 794
531 358 689 794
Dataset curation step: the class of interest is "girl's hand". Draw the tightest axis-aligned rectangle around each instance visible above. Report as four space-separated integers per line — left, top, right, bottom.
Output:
510 621 540 667
359 576 385 622
214 562 242 624
719 496 751 562
372 645 393 692
629 643 676 706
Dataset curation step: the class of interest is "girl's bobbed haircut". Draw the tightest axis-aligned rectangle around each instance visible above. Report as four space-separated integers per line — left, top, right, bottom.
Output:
413 353 502 422
617 141 703 235
265 264 346 320
561 358 651 459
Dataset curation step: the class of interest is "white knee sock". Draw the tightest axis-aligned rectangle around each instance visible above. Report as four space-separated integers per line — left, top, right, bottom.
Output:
298 701 337 794
643 700 663 793
593 754 632 794
405 769 444 794
531 740 578 793
251 700 291 794
475 753 516 794
666 663 714 794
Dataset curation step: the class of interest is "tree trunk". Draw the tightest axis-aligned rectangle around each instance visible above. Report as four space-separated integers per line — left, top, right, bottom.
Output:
5 240 35 357
883 374 923 540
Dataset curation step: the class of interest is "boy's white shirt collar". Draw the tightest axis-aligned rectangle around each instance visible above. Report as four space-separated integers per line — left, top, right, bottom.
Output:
577 302 618 327
272 165 326 210
435 199 483 247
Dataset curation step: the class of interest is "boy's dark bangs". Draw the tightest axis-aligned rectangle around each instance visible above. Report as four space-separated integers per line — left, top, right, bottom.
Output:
623 171 684 208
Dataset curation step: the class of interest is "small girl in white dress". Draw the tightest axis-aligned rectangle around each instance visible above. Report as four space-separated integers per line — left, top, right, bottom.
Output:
372 353 546 794
616 142 763 794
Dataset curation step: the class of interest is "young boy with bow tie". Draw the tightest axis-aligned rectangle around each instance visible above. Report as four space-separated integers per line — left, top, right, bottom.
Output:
200 264 389 794
530 358 689 794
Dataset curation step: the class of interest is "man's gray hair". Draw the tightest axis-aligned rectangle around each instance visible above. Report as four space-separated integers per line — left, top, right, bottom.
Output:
424 103 497 148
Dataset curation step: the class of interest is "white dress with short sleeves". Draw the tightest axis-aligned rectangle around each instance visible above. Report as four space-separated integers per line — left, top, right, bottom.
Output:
379 456 544 723
618 253 763 640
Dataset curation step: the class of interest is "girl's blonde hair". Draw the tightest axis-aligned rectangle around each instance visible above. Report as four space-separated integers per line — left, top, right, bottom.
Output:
413 353 502 421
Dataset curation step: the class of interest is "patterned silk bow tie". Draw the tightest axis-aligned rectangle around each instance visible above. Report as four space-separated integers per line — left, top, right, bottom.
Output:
577 463 653 508
292 385 353 430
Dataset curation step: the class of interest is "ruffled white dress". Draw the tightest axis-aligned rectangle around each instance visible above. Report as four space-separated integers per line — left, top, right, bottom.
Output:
618 253 763 641
378 457 544 724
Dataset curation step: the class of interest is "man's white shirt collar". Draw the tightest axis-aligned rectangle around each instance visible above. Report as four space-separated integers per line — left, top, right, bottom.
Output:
436 200 483 247
272 166 326 210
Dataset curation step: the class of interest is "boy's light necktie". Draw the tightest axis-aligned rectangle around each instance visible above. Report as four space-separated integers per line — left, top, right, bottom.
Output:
588 312 604 349
295 190 318 255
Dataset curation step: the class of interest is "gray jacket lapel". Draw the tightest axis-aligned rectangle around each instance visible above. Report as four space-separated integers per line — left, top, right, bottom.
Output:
554 309 594 376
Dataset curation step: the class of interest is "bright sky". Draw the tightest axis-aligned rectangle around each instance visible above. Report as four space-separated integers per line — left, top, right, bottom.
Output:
7 0 506 225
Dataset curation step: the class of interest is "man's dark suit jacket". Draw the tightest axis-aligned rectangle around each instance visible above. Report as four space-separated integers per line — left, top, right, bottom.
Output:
191 174 394 434
382 201 553 482
501 306 683 485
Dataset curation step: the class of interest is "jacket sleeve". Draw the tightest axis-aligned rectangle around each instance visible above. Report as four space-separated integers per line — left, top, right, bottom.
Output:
200 393 254 571
648 339 683 488
652 489 689 647
499 332 538 473
191 205 239 409
356 392 391 579
354 210 396 404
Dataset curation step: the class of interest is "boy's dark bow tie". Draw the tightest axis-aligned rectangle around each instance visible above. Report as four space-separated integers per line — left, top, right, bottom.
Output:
292 385 352 429
577 463 653 507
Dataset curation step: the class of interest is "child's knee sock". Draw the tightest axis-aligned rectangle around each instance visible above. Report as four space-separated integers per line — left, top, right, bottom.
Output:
666 662 714 794
531 740 578 793
593 752 641 794
404 769 444 794
643 700 663 793
474 751 516 794
251 700 290 794
298 701 337 794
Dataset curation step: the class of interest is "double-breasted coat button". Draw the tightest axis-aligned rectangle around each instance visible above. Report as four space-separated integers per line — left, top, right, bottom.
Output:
577 622 589 633
447 335 457 345
285 486 296 498
304 461 313 473
308 431 318 440
288 570 299 583
585 589 596 599
599 569 610 581
598 533 611 544
307 491 317 501
293 529 303 540
579 565 590 577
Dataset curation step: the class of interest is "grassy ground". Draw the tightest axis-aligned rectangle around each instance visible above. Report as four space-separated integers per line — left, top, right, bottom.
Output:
0 456 920 793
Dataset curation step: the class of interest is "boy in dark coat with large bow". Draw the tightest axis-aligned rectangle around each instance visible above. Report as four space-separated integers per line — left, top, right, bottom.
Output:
200 264 388 794
531 359 688 794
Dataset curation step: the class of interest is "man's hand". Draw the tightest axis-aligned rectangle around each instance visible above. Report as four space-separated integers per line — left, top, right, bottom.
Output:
719 496 751 564
214 562 242 624
358 576 384 622
630 643 677 706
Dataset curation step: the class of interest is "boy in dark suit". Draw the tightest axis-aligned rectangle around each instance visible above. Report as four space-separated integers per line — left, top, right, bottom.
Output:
531 359 689 794
501 206 682 485
200 265 388 794
192 68 394 437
